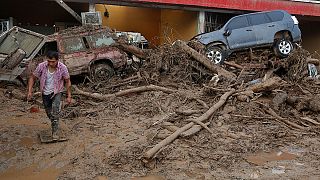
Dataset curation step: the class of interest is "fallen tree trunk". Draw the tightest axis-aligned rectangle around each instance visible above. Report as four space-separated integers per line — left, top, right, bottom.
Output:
143 89 235 160
73 84 176 100
114 42 146 59
249 76 283 93
173 40 236 79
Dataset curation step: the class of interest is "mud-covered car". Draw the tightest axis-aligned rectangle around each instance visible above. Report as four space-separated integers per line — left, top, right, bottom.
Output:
192 10 302 64
0 26 143 84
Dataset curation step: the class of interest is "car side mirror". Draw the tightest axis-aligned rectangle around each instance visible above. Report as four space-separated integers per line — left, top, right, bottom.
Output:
224 29 231 36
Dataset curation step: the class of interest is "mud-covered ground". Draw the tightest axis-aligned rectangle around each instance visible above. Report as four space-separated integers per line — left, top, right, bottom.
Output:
1 45 320 180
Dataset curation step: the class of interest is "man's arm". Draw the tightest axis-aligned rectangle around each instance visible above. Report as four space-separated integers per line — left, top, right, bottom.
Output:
27 74 36 100
65 78 72 104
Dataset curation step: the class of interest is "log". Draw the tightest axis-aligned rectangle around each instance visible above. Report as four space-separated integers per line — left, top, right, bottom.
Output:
249 77 283 93
73 84 176 100
143 89 235 159
173 40 236 79
224 61 244 69
114 42 146 59
180 122 210 137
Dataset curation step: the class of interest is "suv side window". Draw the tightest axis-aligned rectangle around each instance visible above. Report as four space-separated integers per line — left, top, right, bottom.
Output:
87 32 115 48
226 16 249 30
61 37 87 53
266 11 284 22
248 13 271 25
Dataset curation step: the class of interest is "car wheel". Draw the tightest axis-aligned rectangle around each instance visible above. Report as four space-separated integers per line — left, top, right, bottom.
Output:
205 46 225 64
91 63 115 82
273 39 293 58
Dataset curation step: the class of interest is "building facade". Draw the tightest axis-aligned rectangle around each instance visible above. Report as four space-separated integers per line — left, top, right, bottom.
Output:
1 0 320 52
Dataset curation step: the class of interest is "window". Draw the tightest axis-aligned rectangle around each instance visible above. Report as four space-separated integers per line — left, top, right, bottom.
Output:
204 12 235 33
61 37 86 53
226 16 249 30
86 32 115 48
267 11 284 22
248 13 271 25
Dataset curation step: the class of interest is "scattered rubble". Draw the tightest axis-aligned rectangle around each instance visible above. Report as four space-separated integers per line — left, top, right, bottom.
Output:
1 37 320 179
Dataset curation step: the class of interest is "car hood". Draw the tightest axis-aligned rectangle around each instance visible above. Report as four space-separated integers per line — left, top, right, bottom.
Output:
193 30 225 45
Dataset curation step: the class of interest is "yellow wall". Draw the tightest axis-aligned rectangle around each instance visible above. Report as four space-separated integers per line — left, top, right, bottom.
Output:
96 4 161 45
160 9 198 44
95 5 198 46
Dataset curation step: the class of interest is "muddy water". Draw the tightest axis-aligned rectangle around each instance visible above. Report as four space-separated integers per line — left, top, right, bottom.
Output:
0 164 63 180
245 150 297 165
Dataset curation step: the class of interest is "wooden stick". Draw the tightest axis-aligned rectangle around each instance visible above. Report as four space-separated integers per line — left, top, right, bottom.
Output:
265 108 306 130
181 122 210 137
73 84 176 100
186 119 213 134
143 89 235 159
301 117 320 126
230 114 275 120
224 61 244 69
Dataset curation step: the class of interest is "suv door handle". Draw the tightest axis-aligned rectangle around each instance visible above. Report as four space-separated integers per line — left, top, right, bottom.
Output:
268 25 275 27
246 29 252 31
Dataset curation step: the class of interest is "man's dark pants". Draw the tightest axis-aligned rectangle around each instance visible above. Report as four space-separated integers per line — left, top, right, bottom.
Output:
42 93 61 133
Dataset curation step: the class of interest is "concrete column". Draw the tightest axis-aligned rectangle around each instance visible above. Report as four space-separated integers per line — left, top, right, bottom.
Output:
89 3 96 12
198 11 205 34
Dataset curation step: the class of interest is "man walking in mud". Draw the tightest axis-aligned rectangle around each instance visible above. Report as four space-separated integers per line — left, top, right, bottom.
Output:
27 51 72 140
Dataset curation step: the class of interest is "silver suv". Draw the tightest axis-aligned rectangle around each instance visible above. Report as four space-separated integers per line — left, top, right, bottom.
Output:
193 10 301 64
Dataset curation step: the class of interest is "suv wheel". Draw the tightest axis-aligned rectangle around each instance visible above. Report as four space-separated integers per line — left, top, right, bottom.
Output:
91 63 115 82
273 39 293 58
206 46 225 64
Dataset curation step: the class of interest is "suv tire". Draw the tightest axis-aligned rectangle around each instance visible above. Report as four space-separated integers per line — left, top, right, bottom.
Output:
206 45 226 64
91 63 115 82
273 39 293 58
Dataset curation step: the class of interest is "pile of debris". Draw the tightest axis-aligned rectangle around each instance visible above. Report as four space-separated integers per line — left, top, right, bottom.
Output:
70 40 320 161
2 37 320 179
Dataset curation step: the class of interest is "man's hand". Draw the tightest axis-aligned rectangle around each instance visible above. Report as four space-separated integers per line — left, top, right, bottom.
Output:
27 91 33 101
66 96 72 104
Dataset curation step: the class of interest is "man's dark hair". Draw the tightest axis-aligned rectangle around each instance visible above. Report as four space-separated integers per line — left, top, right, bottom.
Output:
47 50 59 60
